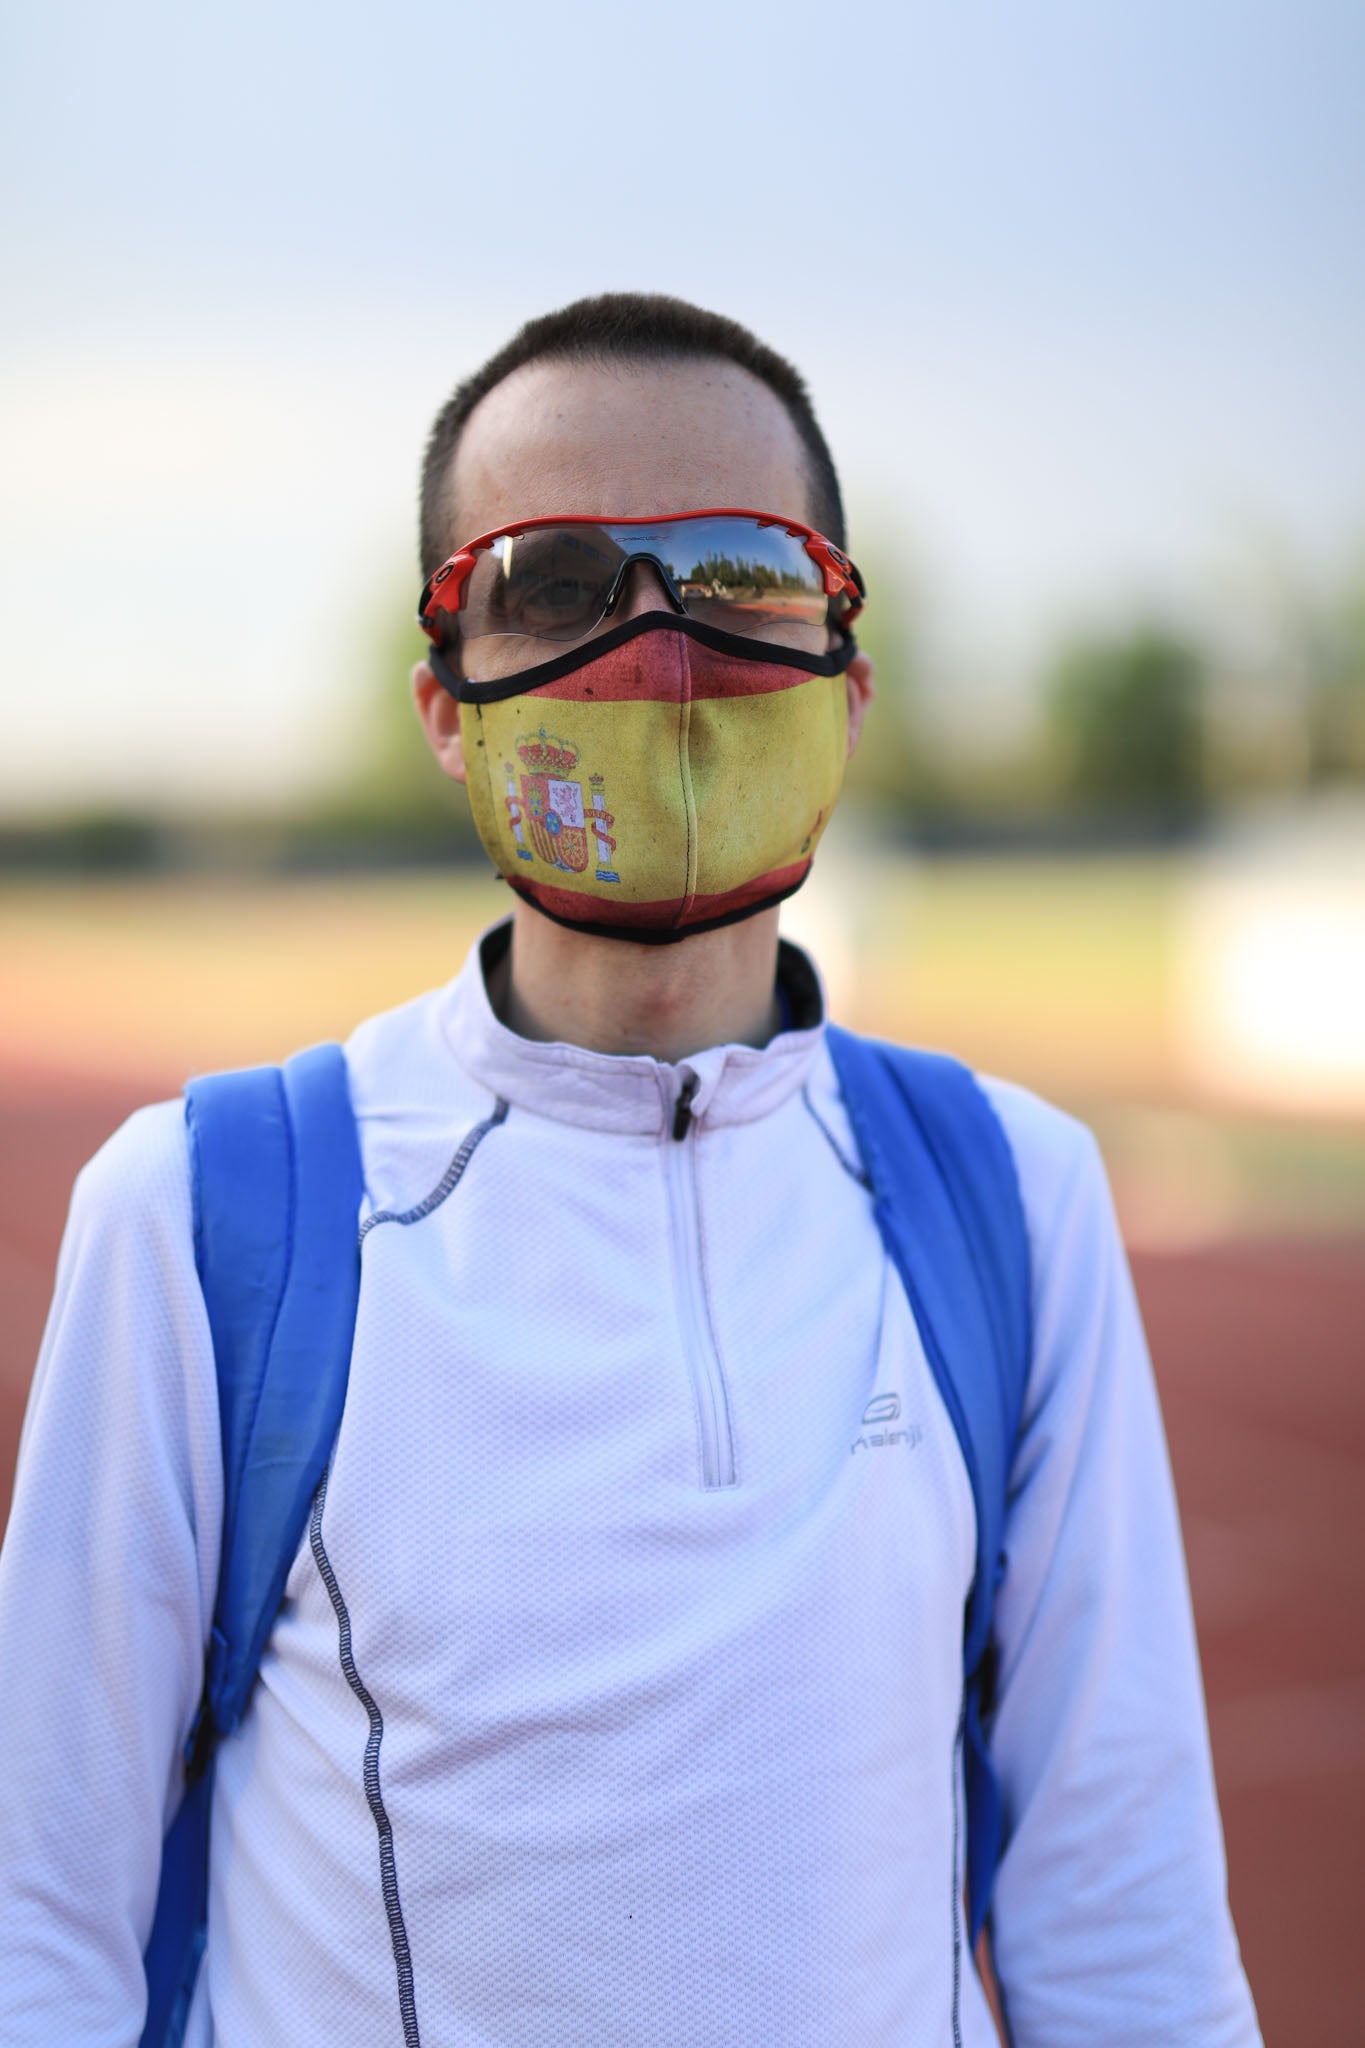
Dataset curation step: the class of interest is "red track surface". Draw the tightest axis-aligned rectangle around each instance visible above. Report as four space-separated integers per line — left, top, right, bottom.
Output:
2 1066 1361 2043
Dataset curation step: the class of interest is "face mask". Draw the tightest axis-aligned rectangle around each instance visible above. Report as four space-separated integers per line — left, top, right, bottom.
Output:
450 612 852 944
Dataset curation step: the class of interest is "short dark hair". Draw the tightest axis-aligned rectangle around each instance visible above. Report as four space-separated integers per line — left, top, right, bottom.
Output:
418 292 846 577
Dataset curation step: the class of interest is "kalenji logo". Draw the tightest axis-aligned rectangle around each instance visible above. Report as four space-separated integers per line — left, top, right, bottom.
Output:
851 1391 922 1455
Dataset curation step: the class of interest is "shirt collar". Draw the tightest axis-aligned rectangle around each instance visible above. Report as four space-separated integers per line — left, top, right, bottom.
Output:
439 919 827 1137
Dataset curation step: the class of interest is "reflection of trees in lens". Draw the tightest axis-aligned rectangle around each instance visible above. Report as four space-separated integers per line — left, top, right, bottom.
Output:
687 553 822 620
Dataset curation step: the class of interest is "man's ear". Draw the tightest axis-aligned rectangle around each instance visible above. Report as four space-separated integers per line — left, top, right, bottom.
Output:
412 661 466 785
845 651 876 757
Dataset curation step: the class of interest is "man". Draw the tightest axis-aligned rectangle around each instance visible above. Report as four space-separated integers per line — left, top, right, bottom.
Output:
0 294 1260 2044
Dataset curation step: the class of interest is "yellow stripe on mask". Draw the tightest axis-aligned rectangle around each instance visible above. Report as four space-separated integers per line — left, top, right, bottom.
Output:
462 674 848 907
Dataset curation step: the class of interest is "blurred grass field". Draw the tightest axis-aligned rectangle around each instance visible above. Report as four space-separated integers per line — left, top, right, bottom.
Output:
3 849 1363 1246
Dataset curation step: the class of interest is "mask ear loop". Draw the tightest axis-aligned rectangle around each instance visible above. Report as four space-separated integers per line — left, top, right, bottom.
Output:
427 639 465 702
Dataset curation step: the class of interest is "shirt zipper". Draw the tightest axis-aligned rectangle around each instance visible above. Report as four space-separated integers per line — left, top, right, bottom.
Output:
663 1073 736 1490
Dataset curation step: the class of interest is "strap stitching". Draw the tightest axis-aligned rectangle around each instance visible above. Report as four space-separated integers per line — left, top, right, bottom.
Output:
800 1083 873 1189
309 1466 421 2046
359 1099 510 1246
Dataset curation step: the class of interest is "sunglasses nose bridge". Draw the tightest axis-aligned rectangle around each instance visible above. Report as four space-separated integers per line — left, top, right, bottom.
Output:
602 549 688 623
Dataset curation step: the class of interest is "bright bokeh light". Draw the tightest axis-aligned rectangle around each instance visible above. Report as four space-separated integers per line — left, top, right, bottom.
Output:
1177 804 1365 1113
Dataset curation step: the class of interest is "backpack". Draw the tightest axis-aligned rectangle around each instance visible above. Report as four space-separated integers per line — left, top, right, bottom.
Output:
140 1027 1031 2047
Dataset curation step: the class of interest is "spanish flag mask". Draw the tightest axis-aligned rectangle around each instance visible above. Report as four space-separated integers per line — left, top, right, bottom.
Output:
454 613 852 943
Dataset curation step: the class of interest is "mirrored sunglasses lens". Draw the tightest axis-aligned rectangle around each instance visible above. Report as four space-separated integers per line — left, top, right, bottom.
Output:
451 518 832 663
649 520 828 633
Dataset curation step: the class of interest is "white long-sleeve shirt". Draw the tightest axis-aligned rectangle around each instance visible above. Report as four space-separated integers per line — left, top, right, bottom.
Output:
0 924 1260 2046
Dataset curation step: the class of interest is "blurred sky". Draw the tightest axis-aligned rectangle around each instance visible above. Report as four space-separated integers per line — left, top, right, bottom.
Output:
2 0 1362 811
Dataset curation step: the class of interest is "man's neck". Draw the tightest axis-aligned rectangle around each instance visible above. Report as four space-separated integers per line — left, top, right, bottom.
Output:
487 904 784 1063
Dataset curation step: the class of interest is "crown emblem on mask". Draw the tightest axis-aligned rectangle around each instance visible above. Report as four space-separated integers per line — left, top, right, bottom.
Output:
516 726 579 775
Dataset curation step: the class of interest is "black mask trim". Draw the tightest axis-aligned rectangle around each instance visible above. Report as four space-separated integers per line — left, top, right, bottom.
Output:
429 609 857 705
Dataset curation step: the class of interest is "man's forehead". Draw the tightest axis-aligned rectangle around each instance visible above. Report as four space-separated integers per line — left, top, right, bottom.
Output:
444 355 816 543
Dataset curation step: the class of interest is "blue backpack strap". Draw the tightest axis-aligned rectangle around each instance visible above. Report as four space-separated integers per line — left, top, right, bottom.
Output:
825 1025 1031 1943
140 1042 364 2047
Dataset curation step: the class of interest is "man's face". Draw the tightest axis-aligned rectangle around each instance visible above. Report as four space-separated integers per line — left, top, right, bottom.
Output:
415 354 873 773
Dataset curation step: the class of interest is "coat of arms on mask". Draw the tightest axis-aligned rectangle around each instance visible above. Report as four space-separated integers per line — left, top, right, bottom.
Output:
503 728 619 883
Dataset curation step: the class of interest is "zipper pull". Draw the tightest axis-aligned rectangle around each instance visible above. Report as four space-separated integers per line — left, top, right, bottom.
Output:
671 1072 699 1141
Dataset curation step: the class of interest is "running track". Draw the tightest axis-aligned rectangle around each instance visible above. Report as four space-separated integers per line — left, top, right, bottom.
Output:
2 1064 1360 2043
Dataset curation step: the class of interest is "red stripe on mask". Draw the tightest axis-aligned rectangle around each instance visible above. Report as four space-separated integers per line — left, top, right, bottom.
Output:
525 631 813 705
512 859 812 932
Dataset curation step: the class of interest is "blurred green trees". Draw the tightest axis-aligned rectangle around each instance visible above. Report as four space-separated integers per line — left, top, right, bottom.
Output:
1042 624 1207 819
1301 569 1365 784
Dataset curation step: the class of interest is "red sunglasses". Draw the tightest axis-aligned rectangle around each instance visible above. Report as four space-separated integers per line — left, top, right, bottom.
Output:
418 507 866 651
